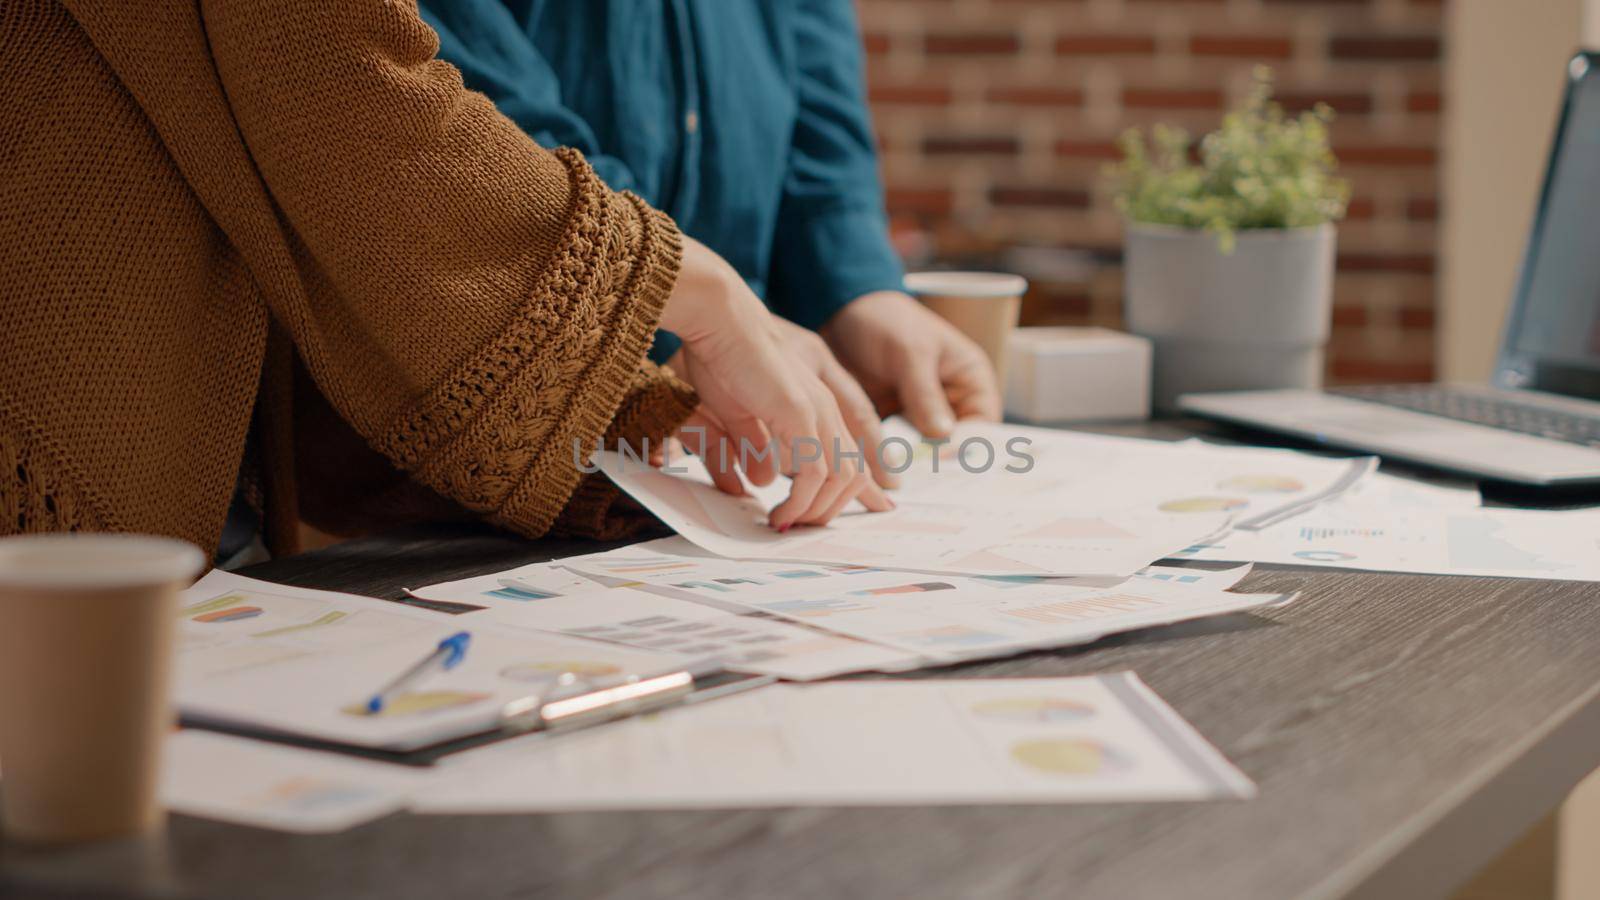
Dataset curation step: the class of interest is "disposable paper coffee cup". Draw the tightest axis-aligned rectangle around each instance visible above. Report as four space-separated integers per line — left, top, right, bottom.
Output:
904 271 1028 385
0 534 204 844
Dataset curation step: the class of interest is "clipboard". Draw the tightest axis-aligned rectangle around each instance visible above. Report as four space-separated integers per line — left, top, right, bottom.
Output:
181 666 775 767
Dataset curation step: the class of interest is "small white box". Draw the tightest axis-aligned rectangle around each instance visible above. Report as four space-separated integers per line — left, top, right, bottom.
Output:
1004 327 1152 423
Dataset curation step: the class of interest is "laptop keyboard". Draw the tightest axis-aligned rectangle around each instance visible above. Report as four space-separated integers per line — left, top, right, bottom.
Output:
1330 384 1600 447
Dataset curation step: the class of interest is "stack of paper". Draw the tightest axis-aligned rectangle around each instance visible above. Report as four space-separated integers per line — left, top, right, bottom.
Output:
175 571 692 750
410 536 1290 678
1181 494 1600 580
1159 442 1600 580
416 672 1255 810
161 673 1252 831
163 730 423 833
595 419 1372 577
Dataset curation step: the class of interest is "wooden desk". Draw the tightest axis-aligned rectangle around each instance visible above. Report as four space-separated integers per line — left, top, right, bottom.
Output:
6 422 1600 900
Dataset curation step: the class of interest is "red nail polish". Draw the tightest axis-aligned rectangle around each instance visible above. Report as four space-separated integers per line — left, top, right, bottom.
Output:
777 523 792 534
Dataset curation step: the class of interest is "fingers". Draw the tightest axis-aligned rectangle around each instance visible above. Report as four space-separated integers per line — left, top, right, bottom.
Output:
898 355 959 438
849 476 896 514
725 418 778 487
678 409 744 496
774 375 901 528
943 342 1003 422
767 439 824 530
814 354 898 490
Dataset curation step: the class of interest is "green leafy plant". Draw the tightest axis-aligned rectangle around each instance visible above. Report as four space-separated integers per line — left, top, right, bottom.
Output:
1108 67 1350 252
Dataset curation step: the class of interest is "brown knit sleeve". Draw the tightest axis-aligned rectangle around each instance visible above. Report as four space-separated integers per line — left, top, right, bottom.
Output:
202 0 690 537
550 360 699 540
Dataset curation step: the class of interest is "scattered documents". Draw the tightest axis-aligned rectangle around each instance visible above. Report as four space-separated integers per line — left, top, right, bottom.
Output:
176 572 691 750
690 562 1285 663
594 419 1371 577
1179 503 1600 581
413 536 1289 673
486 584 922 681
415 673 1253 811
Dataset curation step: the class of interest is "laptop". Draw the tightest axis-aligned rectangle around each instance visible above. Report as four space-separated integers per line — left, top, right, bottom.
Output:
1181 51 1600 487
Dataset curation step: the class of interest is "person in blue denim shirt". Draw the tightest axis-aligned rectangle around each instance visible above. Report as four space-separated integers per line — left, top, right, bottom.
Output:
421 0 999 487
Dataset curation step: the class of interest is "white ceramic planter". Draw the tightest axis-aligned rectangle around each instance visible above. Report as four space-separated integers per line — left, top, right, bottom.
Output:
1123 222 1336 411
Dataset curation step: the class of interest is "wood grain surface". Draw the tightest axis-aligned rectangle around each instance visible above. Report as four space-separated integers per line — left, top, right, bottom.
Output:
5 421 1599 900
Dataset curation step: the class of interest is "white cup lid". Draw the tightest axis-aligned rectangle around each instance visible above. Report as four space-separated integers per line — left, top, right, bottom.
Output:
904 271 1029 299
0 534 206 590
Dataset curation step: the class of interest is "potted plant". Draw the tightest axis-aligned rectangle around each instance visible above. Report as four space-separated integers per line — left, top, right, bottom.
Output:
1109 67 1351 411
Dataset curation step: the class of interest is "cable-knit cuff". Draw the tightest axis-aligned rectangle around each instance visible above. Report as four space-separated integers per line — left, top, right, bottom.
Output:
372 150 683 538
550 361 698 540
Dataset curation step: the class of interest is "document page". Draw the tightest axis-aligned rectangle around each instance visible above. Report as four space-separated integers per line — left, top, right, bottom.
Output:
176 572 688 750
415 673 1254 811
1179 503 1600 581
595 420 1370 577
163 730 423 833
414 538 1278 672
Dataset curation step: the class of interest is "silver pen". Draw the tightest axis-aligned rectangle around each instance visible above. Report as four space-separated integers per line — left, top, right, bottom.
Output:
498 659 735 734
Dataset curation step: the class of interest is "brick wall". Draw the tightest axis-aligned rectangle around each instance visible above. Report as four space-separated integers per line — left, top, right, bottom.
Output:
859 0 1445 383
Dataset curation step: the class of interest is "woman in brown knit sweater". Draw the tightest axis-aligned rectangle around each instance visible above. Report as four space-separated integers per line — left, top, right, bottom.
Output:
0 0 889 559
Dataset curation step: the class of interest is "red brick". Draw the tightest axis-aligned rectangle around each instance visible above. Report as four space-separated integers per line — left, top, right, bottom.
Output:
1276 91 1373 115
1336 253 1436 274
1021 286 1092 322
869 84 953 106
1407 196 1439 221
885 188 955 216
1056 35 1157 56
1331 305 1368 327
986 86 1086 107
1329 36 1440 61
989 187 1092 208
1055 140 1124 159
1406 91 1443 113
926 33 1020 55
1123 88 1225 110
1335 145 1438 166
1344 196 1376 220
1330 359 1434 383
854 0 1444 387
1398 307 1435 329
1190 36 1294 58
923 136 1021 156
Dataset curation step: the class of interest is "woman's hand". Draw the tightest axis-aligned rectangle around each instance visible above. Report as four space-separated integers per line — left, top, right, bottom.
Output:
765 316 898 490
659 238 893 529
820 290 1002 437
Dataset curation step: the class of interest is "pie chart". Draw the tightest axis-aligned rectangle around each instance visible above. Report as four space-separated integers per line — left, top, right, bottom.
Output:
1011 738 1131 775
1158 496 1249 513
971 697 1094 723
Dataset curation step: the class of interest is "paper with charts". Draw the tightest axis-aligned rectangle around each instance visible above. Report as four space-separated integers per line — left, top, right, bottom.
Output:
176 571 693 750
414 673 1253 811
411 536 1287 672
163 730 422 833
1179 501 1600 581
595 419 1372 577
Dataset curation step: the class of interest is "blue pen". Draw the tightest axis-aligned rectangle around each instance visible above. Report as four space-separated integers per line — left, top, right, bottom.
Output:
364 631 471 714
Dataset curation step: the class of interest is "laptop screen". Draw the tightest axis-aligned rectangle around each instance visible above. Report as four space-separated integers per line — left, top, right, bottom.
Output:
1497 54 1600 399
